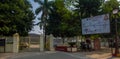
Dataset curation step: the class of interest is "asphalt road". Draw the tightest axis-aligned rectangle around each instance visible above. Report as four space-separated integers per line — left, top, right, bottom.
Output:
1 51 120 59
7 51 90 59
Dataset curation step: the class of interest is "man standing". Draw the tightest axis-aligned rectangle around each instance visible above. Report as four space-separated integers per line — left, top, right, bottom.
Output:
86 37 92 51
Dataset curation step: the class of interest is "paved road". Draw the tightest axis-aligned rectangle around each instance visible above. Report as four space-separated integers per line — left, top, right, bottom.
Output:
4 51 90 59
1 45 120 59
1 51 120 59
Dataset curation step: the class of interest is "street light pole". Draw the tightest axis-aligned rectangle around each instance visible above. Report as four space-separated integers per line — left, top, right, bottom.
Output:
115 16 119 55
113 9 119 56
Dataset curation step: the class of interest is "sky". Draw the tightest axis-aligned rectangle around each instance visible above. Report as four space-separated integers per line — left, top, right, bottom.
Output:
29 0 42 34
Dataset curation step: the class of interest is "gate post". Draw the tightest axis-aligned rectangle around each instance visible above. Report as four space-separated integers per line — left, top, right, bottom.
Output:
40 35 44 51
13 33 19 53
49 34 54 51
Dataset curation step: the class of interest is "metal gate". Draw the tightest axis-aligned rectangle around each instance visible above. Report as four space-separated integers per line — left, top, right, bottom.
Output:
19 36 40 52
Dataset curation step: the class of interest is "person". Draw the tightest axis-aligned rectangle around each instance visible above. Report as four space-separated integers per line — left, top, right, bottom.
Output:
80 41 87 51
86 37 92 51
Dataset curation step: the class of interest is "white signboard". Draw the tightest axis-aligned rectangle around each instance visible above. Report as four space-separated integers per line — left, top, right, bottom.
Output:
82 14 110 35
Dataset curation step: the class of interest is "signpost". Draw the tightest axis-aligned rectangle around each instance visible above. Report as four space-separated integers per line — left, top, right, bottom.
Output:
81 14 110 51
82 14 110 35
112 8 119 56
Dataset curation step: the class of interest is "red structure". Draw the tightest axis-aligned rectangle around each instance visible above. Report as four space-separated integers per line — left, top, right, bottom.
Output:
55 46 67 52
94 38 101 50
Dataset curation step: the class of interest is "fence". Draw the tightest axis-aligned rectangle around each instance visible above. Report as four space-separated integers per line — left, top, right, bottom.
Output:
0 37 13 53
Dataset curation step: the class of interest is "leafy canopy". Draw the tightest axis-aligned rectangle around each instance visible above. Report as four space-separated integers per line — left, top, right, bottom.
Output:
0 0 35 36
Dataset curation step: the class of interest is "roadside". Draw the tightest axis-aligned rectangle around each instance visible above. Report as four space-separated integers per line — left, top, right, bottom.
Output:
0 51 57 59
0 47 120 59
0 53 15 59
65 47 120 59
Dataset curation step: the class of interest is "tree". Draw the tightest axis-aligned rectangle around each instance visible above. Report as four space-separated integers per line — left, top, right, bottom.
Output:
34 0 53 50
102 0 119 14
46 0 81 38
101 0 120 55
72 0 104 38
74 0 104 18
0 0 35 36
101 0 120 37
34 0 53 29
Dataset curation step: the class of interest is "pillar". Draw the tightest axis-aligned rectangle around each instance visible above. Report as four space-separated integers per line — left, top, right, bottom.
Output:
76 36 80 47
49 34 54 51
13 33 19 53
40 35 44 51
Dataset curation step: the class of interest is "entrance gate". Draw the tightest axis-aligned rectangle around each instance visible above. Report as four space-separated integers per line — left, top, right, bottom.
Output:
19 36 40 52
0 34 54 53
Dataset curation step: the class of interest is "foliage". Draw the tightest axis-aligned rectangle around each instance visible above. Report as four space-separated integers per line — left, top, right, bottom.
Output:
0 0 35 36
101 0 120 37
74 0 104 18
34 0 54 49
90 34 100 40
34 0 53 29
102 0 119 14
46 0 81 37
36 0 120 39
72 0 104 39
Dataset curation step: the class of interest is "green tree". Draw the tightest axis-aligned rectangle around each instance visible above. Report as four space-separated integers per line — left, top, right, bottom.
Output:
0 0 35 36
74 0 104 18
102 0 119 14
101 0 120 37
34 0 53 30
46 0 81 38
72 0 104 38
34 0 53 50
